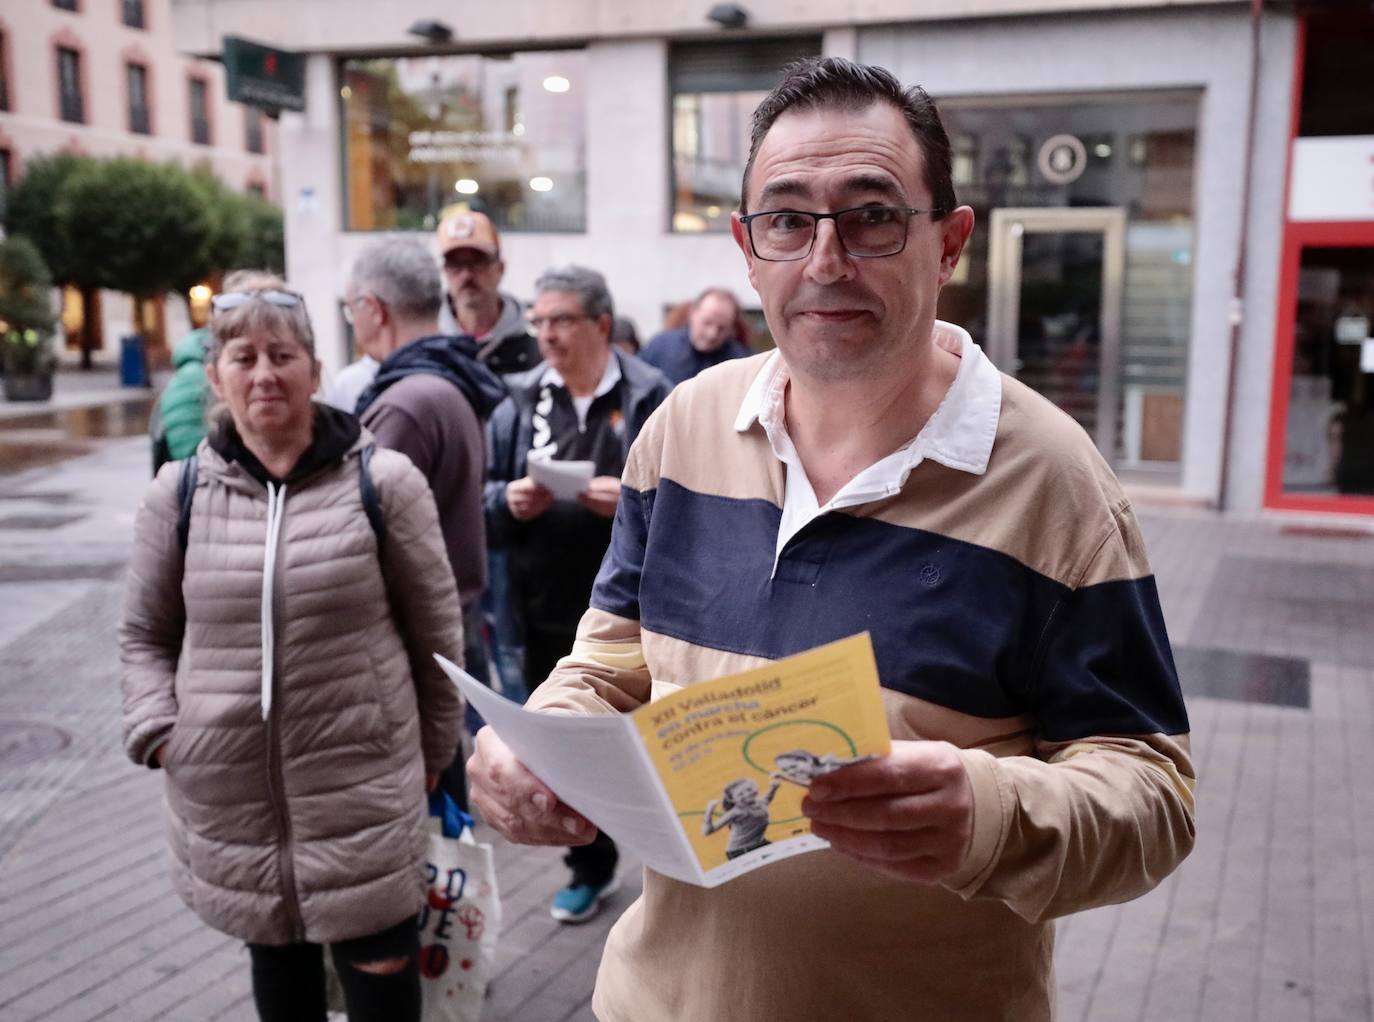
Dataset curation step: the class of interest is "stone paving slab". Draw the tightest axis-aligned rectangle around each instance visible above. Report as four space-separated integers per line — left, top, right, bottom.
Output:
1 435 1373 1020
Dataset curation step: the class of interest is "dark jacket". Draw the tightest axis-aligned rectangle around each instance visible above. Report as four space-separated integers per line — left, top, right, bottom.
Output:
354 334 506 422
639 326 752 386
356 335 506 607
485 351 670 631
441 292 542 378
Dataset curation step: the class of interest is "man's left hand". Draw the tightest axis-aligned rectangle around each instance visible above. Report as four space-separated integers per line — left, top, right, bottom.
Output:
802 740 974 885
577 476 622 518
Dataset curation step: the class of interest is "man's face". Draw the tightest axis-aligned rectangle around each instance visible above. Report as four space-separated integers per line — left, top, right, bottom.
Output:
442 247 504 309
731 102 973 384
687 293 739 354
342 284 383 360
531 289 610 380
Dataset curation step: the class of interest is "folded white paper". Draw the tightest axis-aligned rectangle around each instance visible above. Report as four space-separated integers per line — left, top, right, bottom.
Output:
527 452 595 500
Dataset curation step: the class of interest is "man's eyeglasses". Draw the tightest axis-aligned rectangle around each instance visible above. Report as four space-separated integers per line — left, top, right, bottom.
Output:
445 253 497 272
737 205 945 262
528 312 592 332
211 289 304 313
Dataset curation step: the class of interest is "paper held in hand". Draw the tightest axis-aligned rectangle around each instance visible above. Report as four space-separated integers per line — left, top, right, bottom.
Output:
526 449 595 500
437 632 891 888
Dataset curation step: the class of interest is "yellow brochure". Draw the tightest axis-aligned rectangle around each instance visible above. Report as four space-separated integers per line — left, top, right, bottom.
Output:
437 632 891 887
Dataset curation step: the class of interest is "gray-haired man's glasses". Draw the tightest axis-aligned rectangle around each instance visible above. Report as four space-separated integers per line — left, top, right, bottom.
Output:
738 205 945 262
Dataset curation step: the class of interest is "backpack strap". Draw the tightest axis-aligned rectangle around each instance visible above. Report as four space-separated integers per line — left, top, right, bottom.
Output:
176 447 384 554
176 456 198 553
359 444 386 548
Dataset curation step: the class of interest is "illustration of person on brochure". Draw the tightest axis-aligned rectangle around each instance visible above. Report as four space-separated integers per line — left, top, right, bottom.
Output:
770 749 872 787
701 777 782 860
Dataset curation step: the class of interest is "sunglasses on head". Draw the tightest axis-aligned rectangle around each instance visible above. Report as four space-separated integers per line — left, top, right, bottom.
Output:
210 289 304 312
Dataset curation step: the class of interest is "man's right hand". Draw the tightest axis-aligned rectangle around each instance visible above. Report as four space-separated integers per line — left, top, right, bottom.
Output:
467 725 597 846
506 477 554 521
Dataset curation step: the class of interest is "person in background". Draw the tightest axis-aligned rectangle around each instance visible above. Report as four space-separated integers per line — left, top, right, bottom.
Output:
321 352 378 413
436 209 541 377
346 237 506 803
610 315 641 357
436 208 541 699
150 326 209 473
121 272 464 1022
484 264 671 923
639 287 752 385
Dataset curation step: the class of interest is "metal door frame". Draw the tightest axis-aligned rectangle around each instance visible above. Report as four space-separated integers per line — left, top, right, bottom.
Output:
987 207 1127 459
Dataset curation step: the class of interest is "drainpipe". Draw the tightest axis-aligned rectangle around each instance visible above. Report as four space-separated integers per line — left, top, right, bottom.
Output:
1216 0 1266 511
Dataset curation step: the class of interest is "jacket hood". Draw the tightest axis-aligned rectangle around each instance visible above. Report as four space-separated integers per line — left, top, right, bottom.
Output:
487 293 528 342
354 334 507 420
506 348 668 411
439 290 529 343
172 328 208 369
207 401 362 487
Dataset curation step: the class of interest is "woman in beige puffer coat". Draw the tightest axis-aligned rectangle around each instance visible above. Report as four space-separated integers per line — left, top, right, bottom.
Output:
119 275 465 1022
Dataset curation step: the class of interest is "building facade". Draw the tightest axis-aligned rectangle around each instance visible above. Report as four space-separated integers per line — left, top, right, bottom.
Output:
0 0 277 365
169 0 1372 518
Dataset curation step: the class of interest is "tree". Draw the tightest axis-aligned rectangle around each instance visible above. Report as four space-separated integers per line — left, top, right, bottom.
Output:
56 157 214 300
4 153 94 365
233 193 285 273
3 153 284 368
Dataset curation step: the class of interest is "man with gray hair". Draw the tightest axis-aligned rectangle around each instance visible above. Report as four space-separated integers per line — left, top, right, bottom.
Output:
484 264 671 922
346 237 507 802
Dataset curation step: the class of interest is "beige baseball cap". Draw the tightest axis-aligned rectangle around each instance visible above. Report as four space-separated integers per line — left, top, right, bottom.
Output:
436 209 500 258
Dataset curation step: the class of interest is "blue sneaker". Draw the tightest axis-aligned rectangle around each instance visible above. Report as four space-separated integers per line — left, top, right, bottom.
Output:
550 874 618 923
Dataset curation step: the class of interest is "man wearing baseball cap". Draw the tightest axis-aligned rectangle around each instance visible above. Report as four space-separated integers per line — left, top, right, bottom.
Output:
437 209 542 377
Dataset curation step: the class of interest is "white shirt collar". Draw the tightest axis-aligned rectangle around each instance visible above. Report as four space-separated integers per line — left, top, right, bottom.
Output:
540 350 622 399
733 321 1003 572
734 320 1002 480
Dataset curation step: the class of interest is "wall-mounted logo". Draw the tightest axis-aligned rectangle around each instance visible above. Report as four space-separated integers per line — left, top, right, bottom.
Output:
1038 134 1088 186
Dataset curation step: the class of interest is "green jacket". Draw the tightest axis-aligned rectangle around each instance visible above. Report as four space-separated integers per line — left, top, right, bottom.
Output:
158 328 209 461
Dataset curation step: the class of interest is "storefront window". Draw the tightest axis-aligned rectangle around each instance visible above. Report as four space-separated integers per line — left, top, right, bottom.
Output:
341 50 586 232
1282 247 1374 496
669 37 820 233
937 92 1199 468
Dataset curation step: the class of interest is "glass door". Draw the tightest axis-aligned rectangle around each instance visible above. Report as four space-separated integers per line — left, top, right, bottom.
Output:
987 207 1126 460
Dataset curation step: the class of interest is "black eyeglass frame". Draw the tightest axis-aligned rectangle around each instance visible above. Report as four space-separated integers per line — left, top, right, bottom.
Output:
737 205 947 262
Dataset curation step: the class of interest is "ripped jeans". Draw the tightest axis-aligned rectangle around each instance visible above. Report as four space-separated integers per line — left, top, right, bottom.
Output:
247 914 420 1022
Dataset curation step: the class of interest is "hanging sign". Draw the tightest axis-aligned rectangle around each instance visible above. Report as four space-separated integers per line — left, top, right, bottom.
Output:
223 36 305 113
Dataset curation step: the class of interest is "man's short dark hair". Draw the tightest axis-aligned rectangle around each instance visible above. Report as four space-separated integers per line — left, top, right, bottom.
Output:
740 57 956 219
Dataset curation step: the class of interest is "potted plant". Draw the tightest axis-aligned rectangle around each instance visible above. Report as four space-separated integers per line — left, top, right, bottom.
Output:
0 235 59 402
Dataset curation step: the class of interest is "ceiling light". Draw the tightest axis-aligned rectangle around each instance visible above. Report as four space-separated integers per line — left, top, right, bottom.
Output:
512 123 525 137
706 3 749 28
542 76 570 94
529 177 553 192
1094 143 1112 158
454 179 479 194
407 18 454 44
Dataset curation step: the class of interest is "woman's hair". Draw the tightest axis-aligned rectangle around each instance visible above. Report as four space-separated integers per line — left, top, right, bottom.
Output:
208 270 316 364
723 778 758 809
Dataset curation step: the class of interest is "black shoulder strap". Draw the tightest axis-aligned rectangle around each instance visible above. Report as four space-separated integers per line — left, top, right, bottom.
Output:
176 456 198 554
359 444 386 548
176 448 384 554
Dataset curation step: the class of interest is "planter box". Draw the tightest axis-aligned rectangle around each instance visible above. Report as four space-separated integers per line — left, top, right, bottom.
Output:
2 373 55 402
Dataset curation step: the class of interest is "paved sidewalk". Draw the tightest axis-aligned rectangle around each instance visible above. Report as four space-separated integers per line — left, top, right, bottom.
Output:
1 434 1372 1020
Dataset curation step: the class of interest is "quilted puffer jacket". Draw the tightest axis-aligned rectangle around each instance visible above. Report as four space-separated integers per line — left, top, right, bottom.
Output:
119 408 465 946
